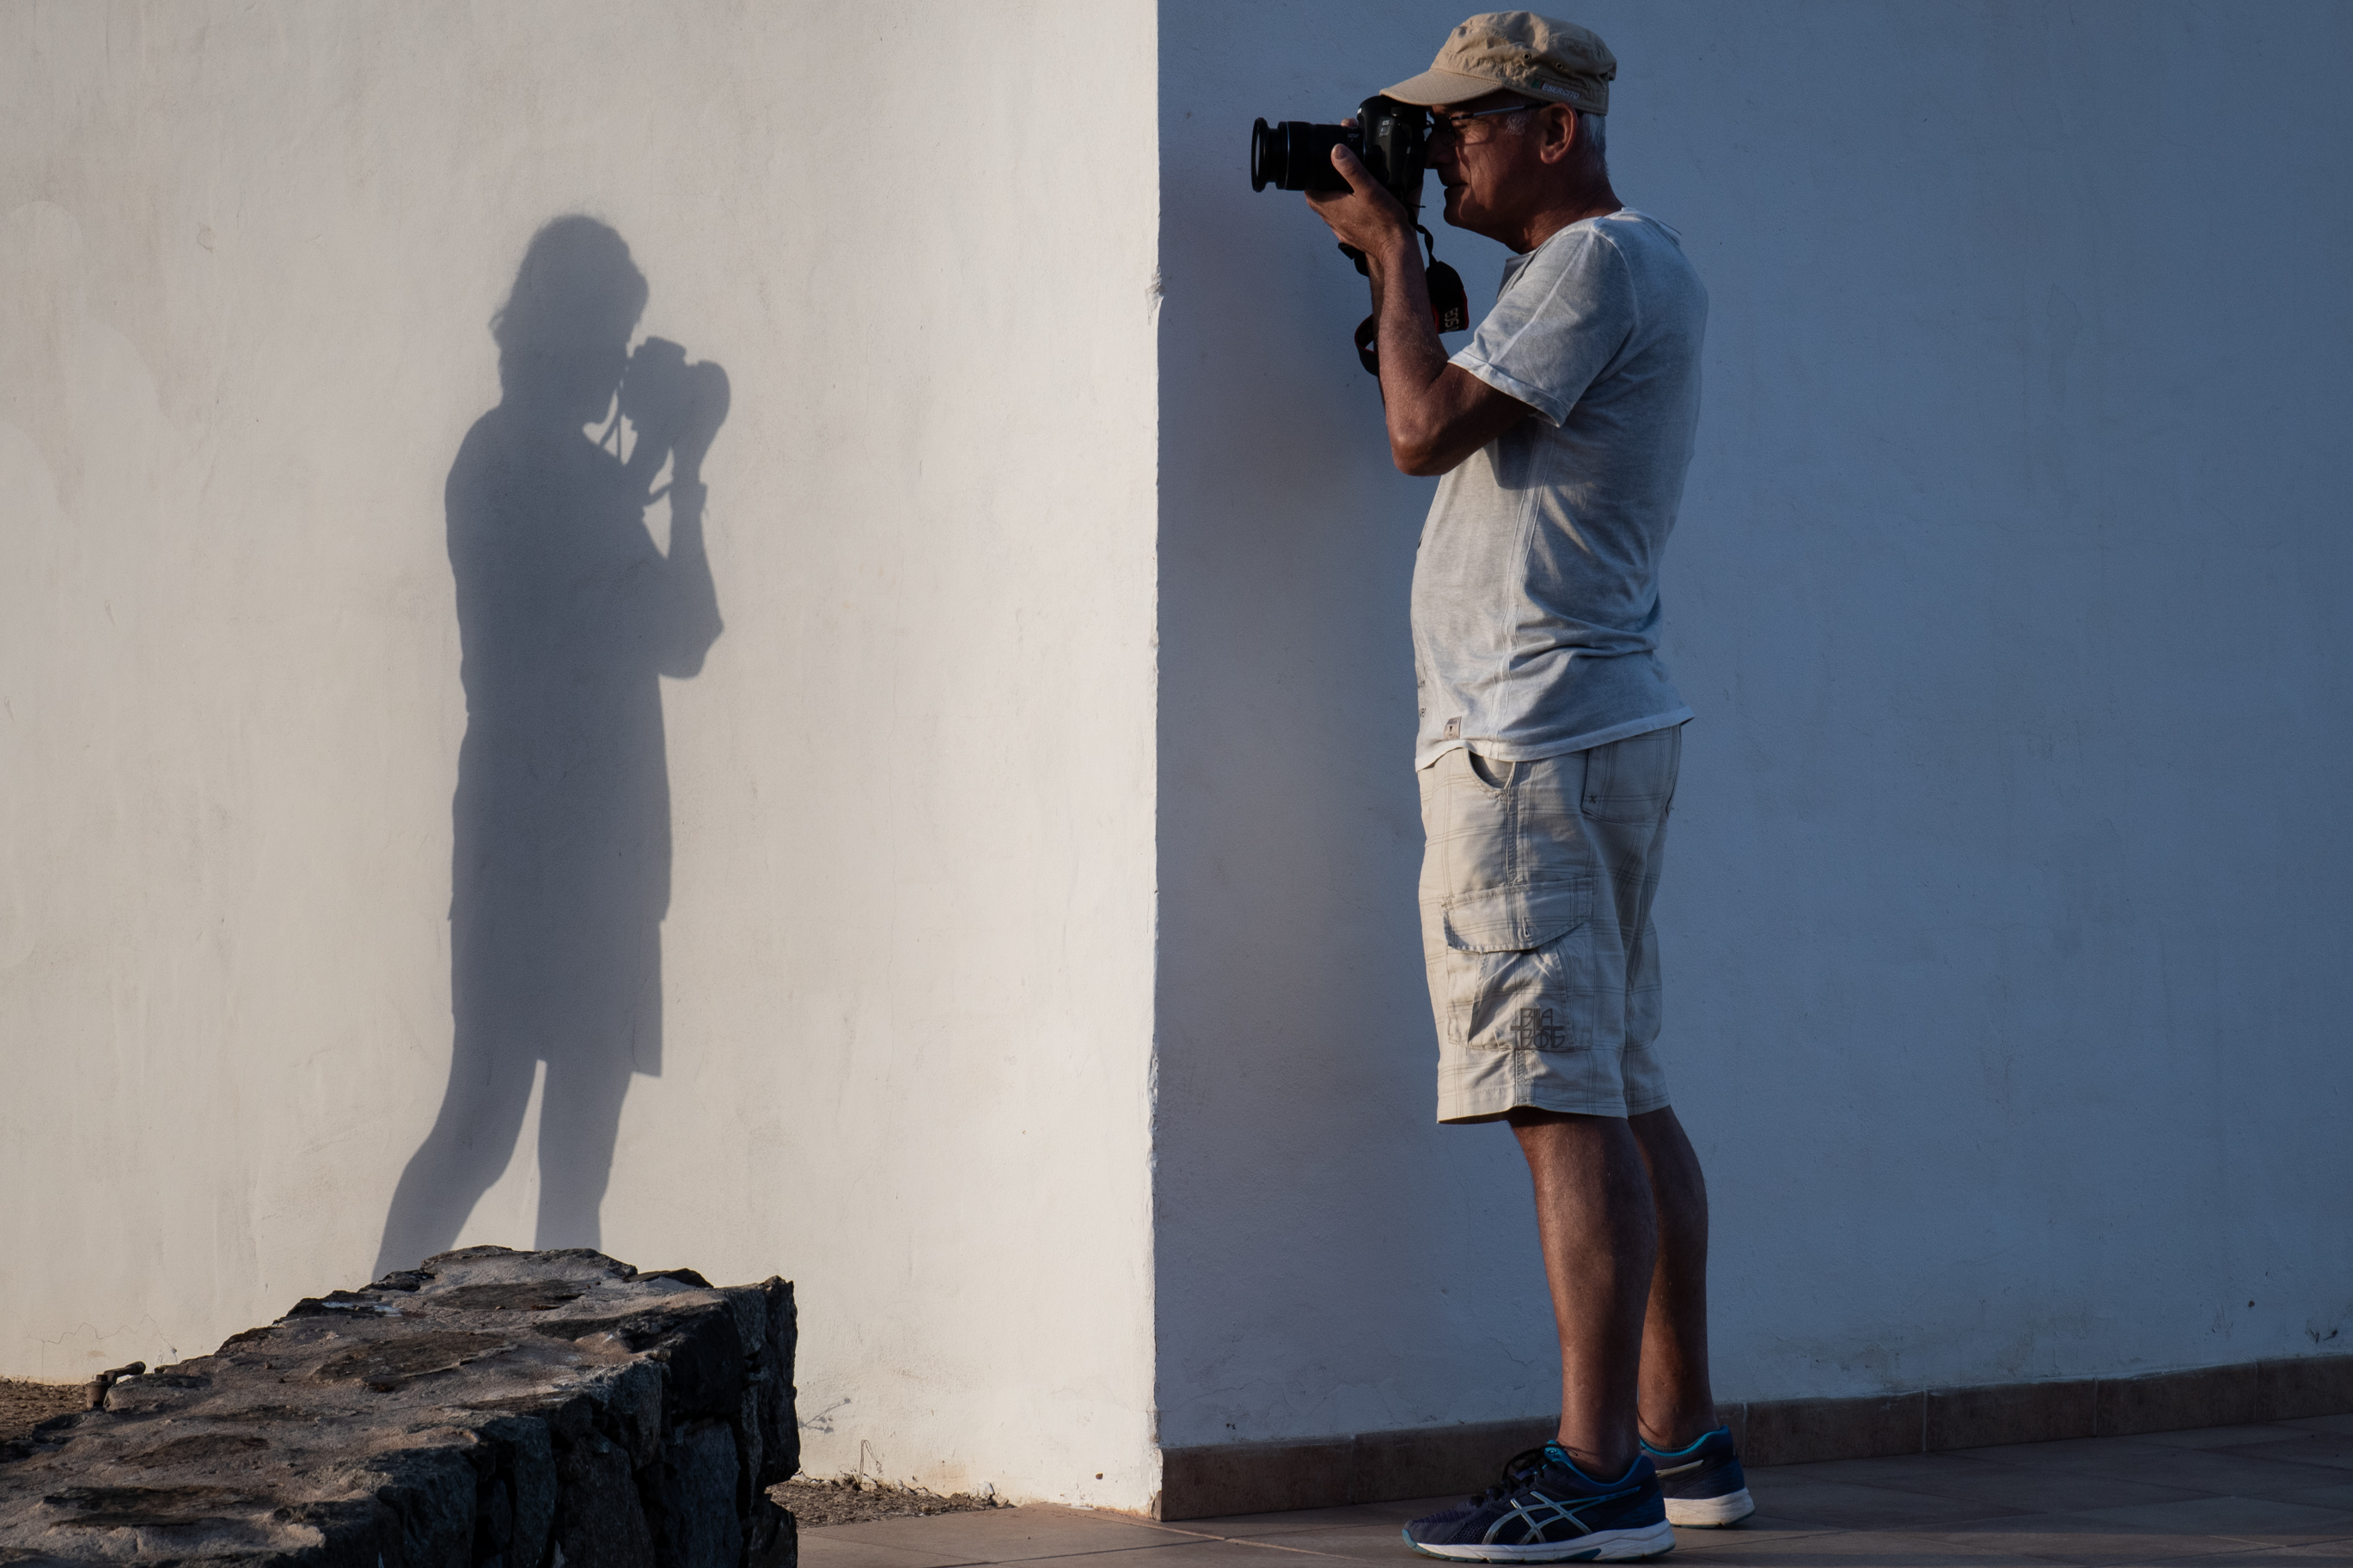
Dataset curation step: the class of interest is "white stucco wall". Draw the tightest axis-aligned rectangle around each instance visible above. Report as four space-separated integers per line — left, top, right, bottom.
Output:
1155 1 2353 1450
9 0 2350 1514
1 0 1160 1508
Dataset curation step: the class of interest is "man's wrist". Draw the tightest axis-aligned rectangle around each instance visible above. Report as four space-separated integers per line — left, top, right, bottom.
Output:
1367 227 1421 278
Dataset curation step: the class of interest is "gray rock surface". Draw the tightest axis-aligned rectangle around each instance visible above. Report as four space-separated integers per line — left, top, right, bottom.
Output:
0 1247 797 1567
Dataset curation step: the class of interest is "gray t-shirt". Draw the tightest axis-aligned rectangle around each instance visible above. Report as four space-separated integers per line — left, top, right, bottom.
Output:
1411 208 1707 768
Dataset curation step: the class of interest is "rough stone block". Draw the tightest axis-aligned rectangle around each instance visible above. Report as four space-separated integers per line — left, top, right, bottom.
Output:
653 1419 743 1568
0 1245 797 1566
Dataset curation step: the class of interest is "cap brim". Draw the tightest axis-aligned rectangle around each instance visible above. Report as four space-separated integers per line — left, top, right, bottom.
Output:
1379 66 1511 107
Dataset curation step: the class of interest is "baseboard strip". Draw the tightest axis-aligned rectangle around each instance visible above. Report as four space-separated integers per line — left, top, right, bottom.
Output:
1153 1351 2353 1520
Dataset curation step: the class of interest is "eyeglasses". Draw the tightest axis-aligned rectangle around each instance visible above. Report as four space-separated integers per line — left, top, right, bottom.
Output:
1427 102 1538 141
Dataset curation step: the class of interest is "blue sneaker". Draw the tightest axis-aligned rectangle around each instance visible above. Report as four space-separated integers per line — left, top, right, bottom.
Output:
1403 1443 1674 1562
1641 1428 1752 1527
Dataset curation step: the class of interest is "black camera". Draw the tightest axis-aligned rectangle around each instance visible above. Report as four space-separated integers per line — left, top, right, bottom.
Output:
1251 95 1431 214
619 336 730 471
1249 96 1469 375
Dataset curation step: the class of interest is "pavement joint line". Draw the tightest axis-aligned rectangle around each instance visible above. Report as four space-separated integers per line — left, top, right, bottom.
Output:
1062 1525 1365 1560
840 1514 1389 1564
1143 1526 1390 1559
855 1541 1213 1566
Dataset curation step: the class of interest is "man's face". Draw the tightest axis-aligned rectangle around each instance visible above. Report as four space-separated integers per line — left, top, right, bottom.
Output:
1426 93 1555 243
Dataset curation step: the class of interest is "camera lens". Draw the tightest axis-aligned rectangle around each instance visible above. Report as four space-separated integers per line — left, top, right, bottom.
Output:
1248 119 1354 194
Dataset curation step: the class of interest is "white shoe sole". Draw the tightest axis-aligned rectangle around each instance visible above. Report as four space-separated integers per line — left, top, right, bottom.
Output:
1403 1521 1677 1561
1664 1488 1753 1528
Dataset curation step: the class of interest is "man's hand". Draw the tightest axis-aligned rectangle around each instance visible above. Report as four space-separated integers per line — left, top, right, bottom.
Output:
1305 144 1534 477
621 339 730 489
1303 141 1417 260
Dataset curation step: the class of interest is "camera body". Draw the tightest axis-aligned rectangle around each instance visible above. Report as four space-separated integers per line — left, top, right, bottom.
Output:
620 336 730 468
1250 95 1469 373
1251 95 1430 213
619 337 694 428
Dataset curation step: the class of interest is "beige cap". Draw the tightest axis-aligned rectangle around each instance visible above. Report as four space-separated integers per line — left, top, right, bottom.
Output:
1383 12 1616 115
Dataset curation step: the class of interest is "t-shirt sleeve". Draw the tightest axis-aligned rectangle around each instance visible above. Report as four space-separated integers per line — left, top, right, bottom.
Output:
1448 229 1635 427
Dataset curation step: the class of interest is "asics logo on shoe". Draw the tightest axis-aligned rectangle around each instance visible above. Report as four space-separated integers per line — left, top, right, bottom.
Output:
1651 1458 1704 1478
1482 1486 1636 1545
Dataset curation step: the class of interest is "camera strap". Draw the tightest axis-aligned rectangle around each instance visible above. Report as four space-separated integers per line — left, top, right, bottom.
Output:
1421 227 1470 333
1354 227 1470 377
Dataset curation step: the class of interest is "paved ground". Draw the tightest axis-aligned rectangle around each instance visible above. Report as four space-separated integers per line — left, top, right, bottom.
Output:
801 1416 2353 1568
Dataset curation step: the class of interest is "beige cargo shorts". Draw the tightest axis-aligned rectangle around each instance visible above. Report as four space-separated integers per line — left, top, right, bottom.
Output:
1416 723 1682 1123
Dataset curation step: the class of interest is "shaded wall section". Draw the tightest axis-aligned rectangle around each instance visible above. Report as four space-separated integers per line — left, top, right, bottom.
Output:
1154 0 2353 1450
0 0 1159 1509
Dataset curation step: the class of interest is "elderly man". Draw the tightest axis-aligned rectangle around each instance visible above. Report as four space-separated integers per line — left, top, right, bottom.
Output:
1303 14 1750 1561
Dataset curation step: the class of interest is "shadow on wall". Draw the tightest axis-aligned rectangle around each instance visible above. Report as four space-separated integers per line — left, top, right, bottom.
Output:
375 217 730 1278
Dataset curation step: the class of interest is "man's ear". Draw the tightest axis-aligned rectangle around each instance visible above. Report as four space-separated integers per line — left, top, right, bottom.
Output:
1535 104 1579 166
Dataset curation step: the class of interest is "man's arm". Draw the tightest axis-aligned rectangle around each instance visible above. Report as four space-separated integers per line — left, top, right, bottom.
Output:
1307 148 1535 477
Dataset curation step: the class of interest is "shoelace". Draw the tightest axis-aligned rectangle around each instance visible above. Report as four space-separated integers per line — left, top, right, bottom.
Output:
1465 1445 1562 1506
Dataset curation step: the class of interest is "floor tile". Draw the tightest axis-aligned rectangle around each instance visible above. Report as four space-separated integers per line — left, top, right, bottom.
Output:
1945 1435 2177 1467
1923 1495 2353 1565
2076 1493 2353 1546
1186 1521 1411 1561
810 1506 1198 1563
1920 1516 2257 1564
2154 1543 2353 1567
1763 1452 2208 1516
1735 1477 2032 1530
1654 1519 1845 1554
1170 1498 1450 1537
2135 1427 2323 1452
802 1534 1005 1568
1636 1528 2052 1566
1948 1438 2351 1498
1763 1455 2043 1491
1045 1547 1362 1568
2252 1483 2353 1515
2222 1436 2353 1473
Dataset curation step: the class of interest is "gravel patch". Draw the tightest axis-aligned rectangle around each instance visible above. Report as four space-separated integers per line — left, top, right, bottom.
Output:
0 1380 83 1443
774 1475 1009 1526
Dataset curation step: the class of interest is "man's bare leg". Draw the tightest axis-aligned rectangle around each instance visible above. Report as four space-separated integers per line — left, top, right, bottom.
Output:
1512 1105 1721 1476
1509 1108 1657 1478
1628 1105 1720 1450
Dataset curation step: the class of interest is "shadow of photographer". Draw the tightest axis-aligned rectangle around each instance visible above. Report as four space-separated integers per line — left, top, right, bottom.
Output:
375 216 728 1278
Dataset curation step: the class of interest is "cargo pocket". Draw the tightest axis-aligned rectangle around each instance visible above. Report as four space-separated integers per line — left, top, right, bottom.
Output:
1439 877 1595 1050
